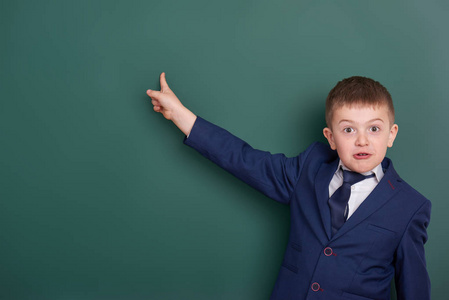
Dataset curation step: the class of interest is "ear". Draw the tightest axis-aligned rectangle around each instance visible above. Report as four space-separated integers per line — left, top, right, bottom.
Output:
387 124 399 147
323 127 337 150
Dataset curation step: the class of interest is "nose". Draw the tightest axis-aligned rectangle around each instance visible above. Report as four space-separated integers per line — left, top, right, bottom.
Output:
355 132 369 146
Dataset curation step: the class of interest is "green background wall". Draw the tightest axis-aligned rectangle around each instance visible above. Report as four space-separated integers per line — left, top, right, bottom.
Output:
1 0 448 299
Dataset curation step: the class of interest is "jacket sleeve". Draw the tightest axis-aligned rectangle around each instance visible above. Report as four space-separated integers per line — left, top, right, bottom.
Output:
394 199 431 300
183 117 314 204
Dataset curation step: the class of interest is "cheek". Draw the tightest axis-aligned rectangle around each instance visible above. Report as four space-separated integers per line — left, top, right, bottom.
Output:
374 139 390 153
334 141 352 155
335 136 352 148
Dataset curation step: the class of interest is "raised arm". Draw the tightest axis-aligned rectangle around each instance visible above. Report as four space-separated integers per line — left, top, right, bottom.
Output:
147 72 197 136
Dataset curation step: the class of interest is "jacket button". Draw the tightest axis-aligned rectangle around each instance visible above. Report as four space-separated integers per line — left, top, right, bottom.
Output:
324 247 333 256
311 282 321 292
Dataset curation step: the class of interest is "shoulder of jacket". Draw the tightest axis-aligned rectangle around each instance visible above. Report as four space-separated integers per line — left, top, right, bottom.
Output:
303 142 338 162
398 179 431 207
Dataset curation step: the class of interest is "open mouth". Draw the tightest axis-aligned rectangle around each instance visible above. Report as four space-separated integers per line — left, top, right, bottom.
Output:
354 153 371 159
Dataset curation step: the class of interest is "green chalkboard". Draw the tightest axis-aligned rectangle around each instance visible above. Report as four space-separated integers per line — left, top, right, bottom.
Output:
1 0 448 299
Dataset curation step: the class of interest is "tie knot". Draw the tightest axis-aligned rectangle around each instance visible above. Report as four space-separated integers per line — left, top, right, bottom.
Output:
342 170 374 185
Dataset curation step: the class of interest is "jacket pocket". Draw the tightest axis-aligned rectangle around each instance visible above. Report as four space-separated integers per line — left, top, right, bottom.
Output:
363 223 398 262
342 291 375 300
290 242 302 252
367 223 396 237
281 261 298 273
281 242 301 273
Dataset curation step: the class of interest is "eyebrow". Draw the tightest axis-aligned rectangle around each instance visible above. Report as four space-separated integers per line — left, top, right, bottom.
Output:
338 118 385 125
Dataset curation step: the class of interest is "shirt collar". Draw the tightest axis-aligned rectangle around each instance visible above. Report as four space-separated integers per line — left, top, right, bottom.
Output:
335 160 384 182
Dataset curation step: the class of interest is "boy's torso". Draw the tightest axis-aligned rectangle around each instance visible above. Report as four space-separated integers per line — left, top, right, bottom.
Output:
184 117 431 300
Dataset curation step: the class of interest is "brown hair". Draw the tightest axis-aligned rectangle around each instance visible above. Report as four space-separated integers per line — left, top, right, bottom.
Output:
325 76 395 127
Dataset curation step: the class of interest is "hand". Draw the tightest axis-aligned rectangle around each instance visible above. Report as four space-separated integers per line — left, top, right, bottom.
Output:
147 72 183 121
147 72 197 136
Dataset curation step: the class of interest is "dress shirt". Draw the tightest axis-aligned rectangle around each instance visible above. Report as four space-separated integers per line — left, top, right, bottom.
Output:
329 161 384 220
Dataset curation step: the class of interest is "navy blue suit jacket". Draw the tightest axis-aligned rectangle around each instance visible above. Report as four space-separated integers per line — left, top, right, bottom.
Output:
184 117 431 300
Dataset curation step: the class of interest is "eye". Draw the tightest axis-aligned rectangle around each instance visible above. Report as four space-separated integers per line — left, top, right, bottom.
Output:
370 126 380 132
343 127 354 133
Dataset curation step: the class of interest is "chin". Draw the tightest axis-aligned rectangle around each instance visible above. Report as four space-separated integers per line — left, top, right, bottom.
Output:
354 167 373 173
351 163 378 173
344 161 376 173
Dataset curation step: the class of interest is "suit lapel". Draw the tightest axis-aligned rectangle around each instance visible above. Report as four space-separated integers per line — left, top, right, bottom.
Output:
315 159 339 240
332 158 401 240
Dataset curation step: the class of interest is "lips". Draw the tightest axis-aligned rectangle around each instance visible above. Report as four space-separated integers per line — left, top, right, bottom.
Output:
354 153 371 159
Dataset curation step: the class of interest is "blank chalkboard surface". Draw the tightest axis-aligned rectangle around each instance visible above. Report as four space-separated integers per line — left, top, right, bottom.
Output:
1 0 448 299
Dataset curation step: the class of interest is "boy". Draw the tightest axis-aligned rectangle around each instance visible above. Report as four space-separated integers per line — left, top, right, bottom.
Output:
147 73 431 299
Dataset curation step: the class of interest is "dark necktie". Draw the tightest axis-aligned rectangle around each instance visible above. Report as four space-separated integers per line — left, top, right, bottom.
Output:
329 170 375 236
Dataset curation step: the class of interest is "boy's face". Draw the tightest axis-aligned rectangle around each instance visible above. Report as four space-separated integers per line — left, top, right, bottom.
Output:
323 104 398 173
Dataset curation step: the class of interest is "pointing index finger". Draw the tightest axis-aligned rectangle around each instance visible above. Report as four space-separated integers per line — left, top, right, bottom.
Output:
147 89 161 99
